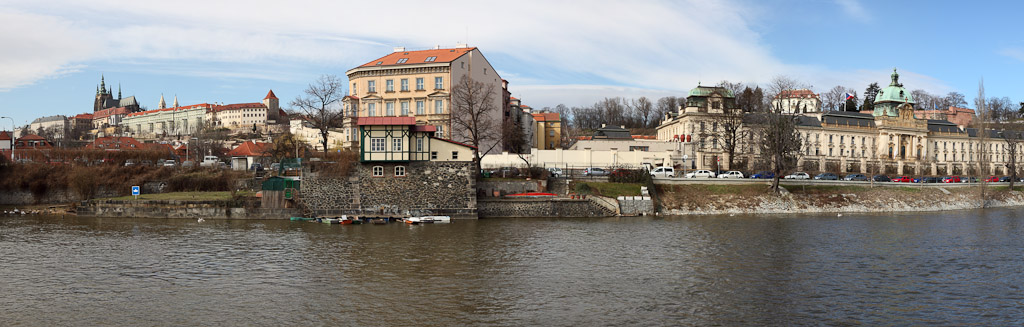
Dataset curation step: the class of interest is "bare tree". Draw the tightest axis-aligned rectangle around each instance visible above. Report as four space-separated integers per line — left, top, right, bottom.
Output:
655 96 681 122
1001 126 1022 190
632 97 654 128
824 85 854 112
712 106 747 169
976 79 990 207
760 76 806 192
291 74 345 156
451 76 501 175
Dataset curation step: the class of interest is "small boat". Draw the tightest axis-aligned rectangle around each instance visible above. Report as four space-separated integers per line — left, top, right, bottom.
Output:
407 216 451 224
290 217 315 221
370 218 388 225
506 192 558 198
322 218 341 224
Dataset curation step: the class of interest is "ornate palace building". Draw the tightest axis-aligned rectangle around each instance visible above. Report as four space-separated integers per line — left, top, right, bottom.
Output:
657 69 1017 176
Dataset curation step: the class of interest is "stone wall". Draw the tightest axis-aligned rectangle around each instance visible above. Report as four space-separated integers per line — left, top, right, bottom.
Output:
477 180 546 197
618 196 654 216
300 161 477 217
477 198 615 218
0 187 120 206
77 199 297 219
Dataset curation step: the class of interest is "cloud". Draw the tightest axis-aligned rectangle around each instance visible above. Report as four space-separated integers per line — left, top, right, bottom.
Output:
999 48 1024 62
836 0 871 22
0 10 100 90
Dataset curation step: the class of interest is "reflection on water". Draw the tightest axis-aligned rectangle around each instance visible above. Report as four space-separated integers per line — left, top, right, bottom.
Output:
3 210 1024 325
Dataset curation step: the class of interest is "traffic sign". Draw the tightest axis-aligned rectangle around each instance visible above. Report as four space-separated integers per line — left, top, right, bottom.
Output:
132 186 140 199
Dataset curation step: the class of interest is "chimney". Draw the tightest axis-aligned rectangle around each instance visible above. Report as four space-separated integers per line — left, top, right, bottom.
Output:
393 47 405 52
601 123 606 128
455 43 468 48
621 125 625 129
434 45 441 49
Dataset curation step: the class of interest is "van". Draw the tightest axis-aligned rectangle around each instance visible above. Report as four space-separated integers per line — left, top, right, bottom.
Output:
200 156 220 167
650 166 675 178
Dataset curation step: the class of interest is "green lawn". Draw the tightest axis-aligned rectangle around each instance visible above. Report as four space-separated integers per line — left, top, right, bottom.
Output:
103 191 251 201
576 182 642 198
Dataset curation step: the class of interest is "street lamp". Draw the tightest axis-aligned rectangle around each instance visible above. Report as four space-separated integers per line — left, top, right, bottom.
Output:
1 116 13 162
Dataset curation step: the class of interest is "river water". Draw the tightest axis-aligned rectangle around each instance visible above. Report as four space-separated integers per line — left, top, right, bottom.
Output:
3 210 1024 326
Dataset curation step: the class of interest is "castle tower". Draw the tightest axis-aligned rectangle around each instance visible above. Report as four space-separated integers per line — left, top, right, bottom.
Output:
173 95 179 108
263 90 280 122
94 75 114 112
158 94 166 109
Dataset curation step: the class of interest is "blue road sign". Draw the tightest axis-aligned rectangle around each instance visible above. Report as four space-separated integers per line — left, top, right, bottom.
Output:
132 186 140 196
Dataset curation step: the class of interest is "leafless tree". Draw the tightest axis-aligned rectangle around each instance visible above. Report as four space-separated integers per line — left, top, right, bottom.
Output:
1000 125 1023 190
291 74 345 156
712 106 746 169
976 79 991 207
451 76 501 175
759 76 806 192
655 96 681 122
632 97 654 128
823 85 854 112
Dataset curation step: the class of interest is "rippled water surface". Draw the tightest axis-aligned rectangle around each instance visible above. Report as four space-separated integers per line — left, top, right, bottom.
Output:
4 210 1024 326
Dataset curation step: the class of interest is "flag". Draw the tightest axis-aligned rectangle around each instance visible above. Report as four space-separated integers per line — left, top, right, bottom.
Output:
844 93 854 100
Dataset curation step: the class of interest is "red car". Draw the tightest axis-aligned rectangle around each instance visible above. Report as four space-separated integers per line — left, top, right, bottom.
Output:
942 176 961 183
985 176 1000 182
893 176 913 183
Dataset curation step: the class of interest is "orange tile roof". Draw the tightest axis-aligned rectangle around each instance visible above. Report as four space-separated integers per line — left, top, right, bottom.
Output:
264 90 278 100
227 141 271 157
631 135 657 140
86 136 146 150
211 102 265 113
74 113 94 120
93 107 132 119
357 117 416 126
126 103 213 117
0 131 10 141
18 134 46 141
531 113 560 122
357 47 476 68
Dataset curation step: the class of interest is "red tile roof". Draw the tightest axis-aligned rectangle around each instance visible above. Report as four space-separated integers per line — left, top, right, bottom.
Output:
211 102 265 113
357 117 416 126
126 103 213 117
264 90 278 100
18 134 46 141
74 113 94 120
357 47 476 68
434 137 477 149
227 141 271 157
86 136 146 150
631 135 657 140
531 113 560 122
0 131 10 141
345 95 360 100
93 107 132 119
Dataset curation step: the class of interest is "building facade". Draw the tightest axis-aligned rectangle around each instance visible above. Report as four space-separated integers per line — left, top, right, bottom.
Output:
29 115 69 139
656 70 1023 176
771 89 821 114
531 112 562 150
123 104 212 139
344 45 503 154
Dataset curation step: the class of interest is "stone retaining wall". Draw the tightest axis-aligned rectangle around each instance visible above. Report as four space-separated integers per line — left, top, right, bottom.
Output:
0 187 120 206
477 180 546 197
618 196 654 216
478 198 615 217
301 161 476 217
77 199 297 219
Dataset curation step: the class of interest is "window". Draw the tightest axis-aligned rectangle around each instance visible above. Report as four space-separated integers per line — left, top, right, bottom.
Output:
372 166 384 177
416 100 425 115
352 83 357 94
435 125 444 138
452 151 459 160
401 79 409 91
431 151 438 160
386 80 394 92
549 130 554 137
401 102 409 116
484 68 488 75
386 102 395 116
392 138 402 151
395 166 406 176
435 77 443 89
416 138 424 152
435 100 444 114
424 56 437 62
397 58 408 64
416 78 424 90
368 103 376 116
368 80 376 93
370 138 385 152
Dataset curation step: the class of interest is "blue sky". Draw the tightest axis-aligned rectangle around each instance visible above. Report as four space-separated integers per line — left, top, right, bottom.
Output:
1 0 1022 130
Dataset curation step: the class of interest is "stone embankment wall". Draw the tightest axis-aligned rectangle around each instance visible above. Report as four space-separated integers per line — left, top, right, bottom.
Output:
618 196 654 216
77 199 296 219
0 187 120 206
477 180 546 197
301 161 476 217
478 198 616 217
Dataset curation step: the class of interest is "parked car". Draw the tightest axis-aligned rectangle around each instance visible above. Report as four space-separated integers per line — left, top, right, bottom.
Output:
684 170 716 178
162 160 176 167
918 176 940 183
893 176 913 183
250 163 264 172
547 167 563 177
718 171 744 179
182 160 196 168
999 176 1013 182
492 167 521 177
649 166 676 178
814 173 838 180
960 176 978 183
141 160 154 166
784 172 810 179
610 168 632 177
124 159 136 167
985 176 1000 183
843 174 868 181
750 171 775 179
582 167 610 177
872 175 891 182
942 176 961 183
200 156 221 167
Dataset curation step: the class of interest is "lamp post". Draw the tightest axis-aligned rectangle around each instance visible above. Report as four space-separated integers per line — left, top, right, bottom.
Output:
1 116 13 161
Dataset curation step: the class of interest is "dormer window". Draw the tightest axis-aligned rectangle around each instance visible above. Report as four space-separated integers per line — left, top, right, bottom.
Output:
424 56 437 62
397 58 408 64
376 61 383 65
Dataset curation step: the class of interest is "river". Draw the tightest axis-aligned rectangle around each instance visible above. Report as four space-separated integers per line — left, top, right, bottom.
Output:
3 210 1024 326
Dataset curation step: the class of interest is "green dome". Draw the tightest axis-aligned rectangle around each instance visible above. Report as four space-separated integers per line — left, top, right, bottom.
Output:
688 86 734 98
874 68 914 104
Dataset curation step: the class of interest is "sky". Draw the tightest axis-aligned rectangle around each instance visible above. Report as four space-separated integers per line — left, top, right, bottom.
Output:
1 0 1022 129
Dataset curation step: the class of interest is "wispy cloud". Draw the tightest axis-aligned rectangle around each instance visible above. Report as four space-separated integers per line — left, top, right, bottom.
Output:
999 48 1024 62
836 0 871 22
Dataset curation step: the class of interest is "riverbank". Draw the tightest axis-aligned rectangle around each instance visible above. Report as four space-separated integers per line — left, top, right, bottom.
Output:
657 183 1024 215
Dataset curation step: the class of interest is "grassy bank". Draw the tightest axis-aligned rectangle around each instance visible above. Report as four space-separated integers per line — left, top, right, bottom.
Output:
573 182 642 198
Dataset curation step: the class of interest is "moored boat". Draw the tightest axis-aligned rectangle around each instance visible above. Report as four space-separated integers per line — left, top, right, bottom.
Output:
407 216 451 224
370 218 388 225
290 217 315 221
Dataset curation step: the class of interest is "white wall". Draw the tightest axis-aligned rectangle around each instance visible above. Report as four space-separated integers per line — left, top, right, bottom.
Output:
482 148 674 169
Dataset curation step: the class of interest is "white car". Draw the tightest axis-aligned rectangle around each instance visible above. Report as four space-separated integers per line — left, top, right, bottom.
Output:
784 172 810 179
718 171 745 179
684 170 716 178
649 166 675 178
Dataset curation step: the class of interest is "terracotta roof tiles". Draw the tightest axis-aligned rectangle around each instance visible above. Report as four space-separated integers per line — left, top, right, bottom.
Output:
357 47 476 68
227 141 271 157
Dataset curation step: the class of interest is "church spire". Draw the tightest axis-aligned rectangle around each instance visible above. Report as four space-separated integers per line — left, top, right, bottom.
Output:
158 94 166 109
173 95 179 108
118 84 121 99
100 74 106 94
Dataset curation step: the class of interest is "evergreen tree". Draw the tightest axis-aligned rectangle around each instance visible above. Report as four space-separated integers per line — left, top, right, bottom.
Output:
862 82 880 112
